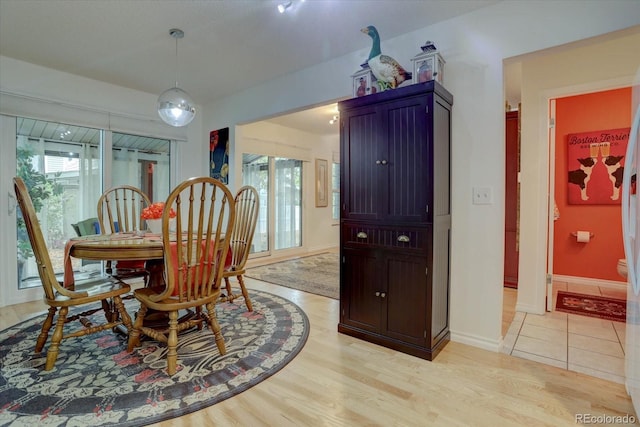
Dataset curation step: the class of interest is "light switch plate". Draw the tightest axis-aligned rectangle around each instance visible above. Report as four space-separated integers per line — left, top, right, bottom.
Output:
472 186 493 205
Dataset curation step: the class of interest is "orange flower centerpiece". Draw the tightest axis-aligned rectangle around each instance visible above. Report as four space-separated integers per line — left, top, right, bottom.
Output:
141 202 176 234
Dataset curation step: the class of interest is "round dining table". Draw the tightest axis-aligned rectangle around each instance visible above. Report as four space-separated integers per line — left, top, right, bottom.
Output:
67 232 230 332
69 235 163 260
67 233 165 287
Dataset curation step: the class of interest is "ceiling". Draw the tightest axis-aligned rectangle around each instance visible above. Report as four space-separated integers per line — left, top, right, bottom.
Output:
0 0 502 136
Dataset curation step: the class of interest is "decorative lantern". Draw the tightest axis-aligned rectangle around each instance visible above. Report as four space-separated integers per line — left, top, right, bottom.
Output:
351 63 379 98
410 41 445 85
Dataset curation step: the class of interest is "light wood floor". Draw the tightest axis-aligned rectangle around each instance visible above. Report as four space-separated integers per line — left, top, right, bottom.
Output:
1 279 637 426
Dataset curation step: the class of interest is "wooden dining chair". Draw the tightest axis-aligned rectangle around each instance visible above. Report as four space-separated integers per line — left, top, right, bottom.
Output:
127 176 235 375
70 217 101 267
97 185 151 285
13 177 133 371
219 185 259 311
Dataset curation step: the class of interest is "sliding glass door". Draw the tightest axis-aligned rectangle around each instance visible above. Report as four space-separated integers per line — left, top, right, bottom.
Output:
16 119 103 289
242 154 302 256
274 158 302 250
14 118 171 292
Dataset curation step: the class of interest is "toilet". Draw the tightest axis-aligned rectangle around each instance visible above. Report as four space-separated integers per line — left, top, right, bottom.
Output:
618 258 628 279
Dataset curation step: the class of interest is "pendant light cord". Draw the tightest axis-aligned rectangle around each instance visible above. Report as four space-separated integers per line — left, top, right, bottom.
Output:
174 35 179 88
168 28 185 89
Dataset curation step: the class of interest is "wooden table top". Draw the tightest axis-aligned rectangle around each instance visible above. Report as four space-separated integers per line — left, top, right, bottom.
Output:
68 233 164 261
68 232 227 261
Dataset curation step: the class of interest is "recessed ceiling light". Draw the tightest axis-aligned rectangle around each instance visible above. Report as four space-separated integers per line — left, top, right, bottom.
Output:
278 1 292 13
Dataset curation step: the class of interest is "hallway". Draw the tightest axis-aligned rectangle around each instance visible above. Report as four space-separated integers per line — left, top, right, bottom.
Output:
502 281 627 384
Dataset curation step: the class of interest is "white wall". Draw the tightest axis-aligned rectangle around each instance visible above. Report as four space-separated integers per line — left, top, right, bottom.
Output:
200 1 640 351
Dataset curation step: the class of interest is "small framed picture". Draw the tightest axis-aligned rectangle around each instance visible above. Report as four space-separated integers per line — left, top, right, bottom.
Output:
315 158 328 207
354 74 370 97
351 67 378 97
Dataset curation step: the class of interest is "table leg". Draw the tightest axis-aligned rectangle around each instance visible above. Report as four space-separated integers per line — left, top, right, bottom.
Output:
145 259 165 288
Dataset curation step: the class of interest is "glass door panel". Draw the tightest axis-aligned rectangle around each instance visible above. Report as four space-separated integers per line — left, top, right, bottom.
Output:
242 154 302 255
16 119 103 289
274 157 302 250
242 154 269 254
112 132 171 203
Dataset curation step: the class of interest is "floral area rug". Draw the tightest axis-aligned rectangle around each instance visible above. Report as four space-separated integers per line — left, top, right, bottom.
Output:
245 252 339 299
0 290 308 426
555 291 626 322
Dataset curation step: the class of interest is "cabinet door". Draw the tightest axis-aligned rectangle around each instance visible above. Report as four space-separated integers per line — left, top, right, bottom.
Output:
383 251 428 347
381 95 431 223
341 105 384 221
342 94 432 223
340 248 383 333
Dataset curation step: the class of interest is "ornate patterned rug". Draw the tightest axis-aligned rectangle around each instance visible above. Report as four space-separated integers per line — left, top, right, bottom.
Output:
245 253 339 299
0 290 308 426
555 291 626 322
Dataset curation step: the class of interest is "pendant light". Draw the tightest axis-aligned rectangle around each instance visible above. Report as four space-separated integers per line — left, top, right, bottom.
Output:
157 28 196 127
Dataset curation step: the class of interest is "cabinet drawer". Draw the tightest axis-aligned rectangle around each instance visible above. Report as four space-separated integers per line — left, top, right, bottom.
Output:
342 223 429 252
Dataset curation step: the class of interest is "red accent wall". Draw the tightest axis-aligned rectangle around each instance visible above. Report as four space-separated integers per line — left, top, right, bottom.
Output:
553 87 631 281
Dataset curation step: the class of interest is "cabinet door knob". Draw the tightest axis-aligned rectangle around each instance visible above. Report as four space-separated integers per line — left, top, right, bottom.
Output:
381 160 387 165
375 291 380 297
380 292 386 298
376 160 381 165
356 231 368 239
397 235 410 243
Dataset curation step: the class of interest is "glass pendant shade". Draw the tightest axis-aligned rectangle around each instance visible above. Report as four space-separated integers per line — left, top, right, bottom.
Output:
157 28 195 127
157 87 196 127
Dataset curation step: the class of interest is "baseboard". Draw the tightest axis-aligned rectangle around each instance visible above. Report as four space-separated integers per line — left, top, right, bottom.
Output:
553 274 627 291
515 302 545 315
307 244 338 254
450 329 501 353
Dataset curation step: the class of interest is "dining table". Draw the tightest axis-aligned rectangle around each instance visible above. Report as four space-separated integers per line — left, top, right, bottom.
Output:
64 232 165 288
63 231 232 332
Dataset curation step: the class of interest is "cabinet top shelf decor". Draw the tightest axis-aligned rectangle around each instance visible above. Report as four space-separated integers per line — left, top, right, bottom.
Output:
341 80 453 112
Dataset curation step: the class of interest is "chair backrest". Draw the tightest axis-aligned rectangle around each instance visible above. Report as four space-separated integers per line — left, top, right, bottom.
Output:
157 177 235 303
13 177 62 301
97 185 151 234
228 186 259 270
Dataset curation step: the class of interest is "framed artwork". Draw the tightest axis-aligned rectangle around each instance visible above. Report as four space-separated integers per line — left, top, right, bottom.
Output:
567 127 630 204
209 127 229 184
351 67 377 97
315 158 328 207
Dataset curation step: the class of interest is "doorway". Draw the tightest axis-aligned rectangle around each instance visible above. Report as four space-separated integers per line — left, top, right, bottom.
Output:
504 110 520 288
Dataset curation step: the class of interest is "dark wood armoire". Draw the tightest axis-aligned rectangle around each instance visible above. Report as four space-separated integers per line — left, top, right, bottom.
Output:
337 81 453 361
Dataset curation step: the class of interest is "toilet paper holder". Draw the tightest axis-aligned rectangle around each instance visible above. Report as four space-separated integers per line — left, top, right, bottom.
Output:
570 232 595 238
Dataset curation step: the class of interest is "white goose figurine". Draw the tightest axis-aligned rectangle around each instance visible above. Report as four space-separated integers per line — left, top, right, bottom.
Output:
361 25 412 91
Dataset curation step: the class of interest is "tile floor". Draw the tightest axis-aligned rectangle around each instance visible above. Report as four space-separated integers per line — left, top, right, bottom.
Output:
502 281 627 384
